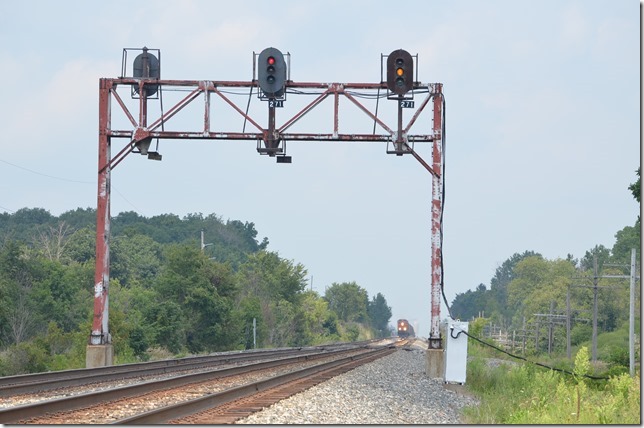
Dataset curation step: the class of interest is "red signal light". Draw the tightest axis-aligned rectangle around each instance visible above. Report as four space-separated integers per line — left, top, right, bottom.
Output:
258 47 286 98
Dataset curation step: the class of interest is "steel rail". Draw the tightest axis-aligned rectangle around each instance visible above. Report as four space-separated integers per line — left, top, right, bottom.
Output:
0 341 379 392
0 347 306 389
115 346 396 424
0 346 369 424
0 348 326 397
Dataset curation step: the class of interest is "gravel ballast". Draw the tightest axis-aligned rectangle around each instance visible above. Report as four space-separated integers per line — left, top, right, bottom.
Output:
238 343 480 424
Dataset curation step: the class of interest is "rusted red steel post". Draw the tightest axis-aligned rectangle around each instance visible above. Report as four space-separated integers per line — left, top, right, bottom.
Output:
91 78 112 346
429 84 444 349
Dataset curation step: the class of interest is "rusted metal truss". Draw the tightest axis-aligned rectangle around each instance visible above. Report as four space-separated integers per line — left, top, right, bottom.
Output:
91 77 444 350
101 79 442 172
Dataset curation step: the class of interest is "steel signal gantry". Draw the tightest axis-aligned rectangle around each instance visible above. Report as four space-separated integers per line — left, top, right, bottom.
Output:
88 47 445 367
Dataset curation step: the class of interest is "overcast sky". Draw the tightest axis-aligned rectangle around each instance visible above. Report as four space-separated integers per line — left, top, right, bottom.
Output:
0 0 640 337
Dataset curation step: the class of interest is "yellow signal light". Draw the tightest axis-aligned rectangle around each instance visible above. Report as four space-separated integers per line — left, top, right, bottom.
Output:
396 67 404 76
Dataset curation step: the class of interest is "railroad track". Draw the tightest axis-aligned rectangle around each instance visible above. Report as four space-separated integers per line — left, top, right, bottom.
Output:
121 345 397 424
0 346 339 397
0 340 396 424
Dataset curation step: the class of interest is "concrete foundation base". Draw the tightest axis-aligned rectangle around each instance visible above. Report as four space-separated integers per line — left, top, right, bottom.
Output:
425 348 445 379
86 344 114 368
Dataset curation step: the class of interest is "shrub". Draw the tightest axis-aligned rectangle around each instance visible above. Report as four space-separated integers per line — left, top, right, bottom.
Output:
463 346 641 424
0 341 49 376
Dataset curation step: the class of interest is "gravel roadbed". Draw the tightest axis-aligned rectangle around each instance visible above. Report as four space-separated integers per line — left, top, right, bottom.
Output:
238 344 480 424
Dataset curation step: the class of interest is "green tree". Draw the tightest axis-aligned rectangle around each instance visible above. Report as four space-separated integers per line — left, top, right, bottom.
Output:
0 208 54 243
299 290 338 343
611 224 640 264
148 300 185 354
628 167 640 203
153 244 237 353
235 296 264 349
489 251 540 324
451 283 489 321
324 281 369 323
110 234 162 288
234 251 307 348
367 292 392 336
63 227 95 263
0 241 37 345
579 245 610 272
236 250 307 304
58 207 96 230
507 256 575 328
29 258 92 333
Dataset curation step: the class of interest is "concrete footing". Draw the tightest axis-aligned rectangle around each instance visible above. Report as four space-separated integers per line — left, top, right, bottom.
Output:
86 344 114 368
425 348 445 379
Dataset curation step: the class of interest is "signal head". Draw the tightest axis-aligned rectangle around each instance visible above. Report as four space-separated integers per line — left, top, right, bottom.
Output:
386 49 413 95
132 49 160 97
258 48 286 98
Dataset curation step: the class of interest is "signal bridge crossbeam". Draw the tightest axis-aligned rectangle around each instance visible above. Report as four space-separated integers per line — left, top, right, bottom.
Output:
103 79 443 170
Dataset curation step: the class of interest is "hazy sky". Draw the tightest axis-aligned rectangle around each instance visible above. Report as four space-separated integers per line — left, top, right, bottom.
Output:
0 0 640 337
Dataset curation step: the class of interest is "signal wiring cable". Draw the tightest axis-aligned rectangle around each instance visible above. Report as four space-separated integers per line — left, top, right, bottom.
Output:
372 87 380 134
242 78 256 133
435 94 608 381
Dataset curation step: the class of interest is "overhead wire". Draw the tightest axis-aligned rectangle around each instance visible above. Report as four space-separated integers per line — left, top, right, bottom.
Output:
0 158 141 214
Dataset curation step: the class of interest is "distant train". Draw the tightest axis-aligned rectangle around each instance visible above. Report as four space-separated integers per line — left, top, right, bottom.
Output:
397 319 415 338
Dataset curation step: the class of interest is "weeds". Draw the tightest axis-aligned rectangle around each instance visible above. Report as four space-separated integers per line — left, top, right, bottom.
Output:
463 346 641 424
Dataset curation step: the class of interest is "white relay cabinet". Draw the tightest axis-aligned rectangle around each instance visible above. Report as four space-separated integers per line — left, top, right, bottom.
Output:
443 319 469 384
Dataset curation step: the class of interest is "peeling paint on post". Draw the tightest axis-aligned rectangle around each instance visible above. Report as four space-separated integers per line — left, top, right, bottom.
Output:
91 78 112 347
429 84 443 349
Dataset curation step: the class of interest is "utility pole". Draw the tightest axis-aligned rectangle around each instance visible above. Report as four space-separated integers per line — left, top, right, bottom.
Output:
200 230 213 253
566 285 571 359
592 256 599 361
533 307 574 357
629 248 637 377
570 251 640 364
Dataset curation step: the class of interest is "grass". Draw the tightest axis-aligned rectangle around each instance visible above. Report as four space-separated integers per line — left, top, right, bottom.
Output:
461 346 641 424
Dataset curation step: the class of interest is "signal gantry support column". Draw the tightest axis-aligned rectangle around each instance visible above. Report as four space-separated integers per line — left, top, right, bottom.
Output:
425 83 445 379
86 78 114 368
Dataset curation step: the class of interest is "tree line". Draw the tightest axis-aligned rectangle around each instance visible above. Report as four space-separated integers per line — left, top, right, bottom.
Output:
0 208 392 375
451 169 641 367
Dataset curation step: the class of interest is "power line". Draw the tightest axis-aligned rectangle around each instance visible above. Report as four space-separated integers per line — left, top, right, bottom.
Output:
0 158 92 184
0 158 141 213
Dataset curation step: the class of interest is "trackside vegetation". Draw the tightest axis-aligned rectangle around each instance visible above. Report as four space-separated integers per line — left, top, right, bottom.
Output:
0 209 393 375
463 345 640 424
458 169 641 424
